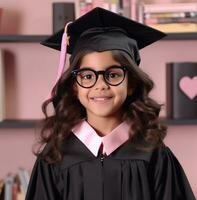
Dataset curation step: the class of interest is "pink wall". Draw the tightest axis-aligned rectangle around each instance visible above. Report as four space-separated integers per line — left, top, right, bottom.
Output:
0 0 59 35
0 128 36 177
0 0 196 197
1 43 59 119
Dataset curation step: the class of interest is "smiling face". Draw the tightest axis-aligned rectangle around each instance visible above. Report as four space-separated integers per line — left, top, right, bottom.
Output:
74 51 132 123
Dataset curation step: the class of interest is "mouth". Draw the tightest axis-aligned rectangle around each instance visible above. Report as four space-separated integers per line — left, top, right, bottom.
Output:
90 96 113 102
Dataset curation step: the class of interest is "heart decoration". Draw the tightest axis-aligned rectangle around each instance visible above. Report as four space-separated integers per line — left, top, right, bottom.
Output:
179 76 197 100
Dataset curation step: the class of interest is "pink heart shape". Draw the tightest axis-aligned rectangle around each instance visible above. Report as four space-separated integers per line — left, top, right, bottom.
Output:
179 76 197 100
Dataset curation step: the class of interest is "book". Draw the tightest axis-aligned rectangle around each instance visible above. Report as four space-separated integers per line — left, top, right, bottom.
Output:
12 182 18 200
4 175 14 200
122 0 130 18
0 180 4 197
145 17 197 25
79 0 93 16
52 3 75 33
166 62 197 119
18 168 30 196
76 0 121 18
110 0 119 13
137 3 144 23
144 11 197 19
0 180 4 200
17 185 25 200
130 0 138 20
0 49 5 121
143 2 197 13
149 23 197 33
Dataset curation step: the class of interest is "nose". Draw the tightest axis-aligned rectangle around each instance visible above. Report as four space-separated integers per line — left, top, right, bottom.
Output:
94 74 109 90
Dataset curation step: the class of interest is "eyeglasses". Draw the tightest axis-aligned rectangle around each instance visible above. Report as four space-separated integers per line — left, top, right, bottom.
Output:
71 66 128 88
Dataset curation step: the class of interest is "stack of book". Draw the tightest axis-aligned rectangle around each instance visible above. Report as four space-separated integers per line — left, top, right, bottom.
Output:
0 168 30 200
75 0 121 17
140 2 197 33
75 0 139 19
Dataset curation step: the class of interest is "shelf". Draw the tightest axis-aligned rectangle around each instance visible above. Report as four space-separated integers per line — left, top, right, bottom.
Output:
0 32 197 43
0 35 49 43
160 118 197 125
164 32 197 40
0 118 196 128
0 120 42 128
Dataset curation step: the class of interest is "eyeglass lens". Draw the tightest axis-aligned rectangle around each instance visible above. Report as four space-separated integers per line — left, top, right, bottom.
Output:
74 66 126 88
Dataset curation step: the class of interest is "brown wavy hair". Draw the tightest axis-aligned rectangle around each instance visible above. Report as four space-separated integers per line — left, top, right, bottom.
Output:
35 49 167 163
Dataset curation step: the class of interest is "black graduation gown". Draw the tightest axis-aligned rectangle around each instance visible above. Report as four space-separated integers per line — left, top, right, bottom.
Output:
25 133 196 200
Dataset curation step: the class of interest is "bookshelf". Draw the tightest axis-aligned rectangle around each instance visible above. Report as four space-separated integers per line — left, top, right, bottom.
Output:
0 33 197 43
0 32 197 128
0 2 196 128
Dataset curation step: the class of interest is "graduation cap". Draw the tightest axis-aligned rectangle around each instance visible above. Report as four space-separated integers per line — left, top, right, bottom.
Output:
41 7 166 102
42 6 166 61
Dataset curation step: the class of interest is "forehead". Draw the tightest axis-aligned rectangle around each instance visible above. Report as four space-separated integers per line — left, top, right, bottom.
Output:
79 51 121 70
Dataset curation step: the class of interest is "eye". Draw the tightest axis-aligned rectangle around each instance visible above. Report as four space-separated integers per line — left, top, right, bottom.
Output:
108 72 120 78
81 74 93 80
78 71 95 80
106 70 123 80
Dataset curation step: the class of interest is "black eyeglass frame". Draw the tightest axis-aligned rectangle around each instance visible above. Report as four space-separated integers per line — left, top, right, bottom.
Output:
71 66 128 88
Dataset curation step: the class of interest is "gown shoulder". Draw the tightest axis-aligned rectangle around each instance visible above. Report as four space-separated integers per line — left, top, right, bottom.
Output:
148 144 196 200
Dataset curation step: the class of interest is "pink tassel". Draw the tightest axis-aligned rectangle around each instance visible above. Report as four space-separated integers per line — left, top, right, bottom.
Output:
46 22 72 101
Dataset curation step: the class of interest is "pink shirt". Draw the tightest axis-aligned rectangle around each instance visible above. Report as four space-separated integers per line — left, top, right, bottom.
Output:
72 120 131 156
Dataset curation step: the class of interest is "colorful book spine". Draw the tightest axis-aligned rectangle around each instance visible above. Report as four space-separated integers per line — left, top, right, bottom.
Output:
12 182 18 200
0 169 30 200
122 0 130 18
130 0 138 20
137 3 144 23
18 168 30 196
0 180 4 199
76 0 122 18
79 0 93 16
145 11 197 19
143 2 197 13
145 17 197 25
110 0 119 13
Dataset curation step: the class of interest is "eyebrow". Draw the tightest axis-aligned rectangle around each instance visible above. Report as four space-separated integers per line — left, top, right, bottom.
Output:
79 64 121 70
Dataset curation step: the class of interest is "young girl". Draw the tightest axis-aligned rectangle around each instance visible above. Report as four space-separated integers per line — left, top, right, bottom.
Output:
25 7 195 200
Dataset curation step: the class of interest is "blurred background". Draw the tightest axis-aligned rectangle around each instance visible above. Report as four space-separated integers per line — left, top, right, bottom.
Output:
0 0 197 199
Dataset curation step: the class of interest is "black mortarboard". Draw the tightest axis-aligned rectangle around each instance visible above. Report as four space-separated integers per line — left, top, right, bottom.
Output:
41 7 166 66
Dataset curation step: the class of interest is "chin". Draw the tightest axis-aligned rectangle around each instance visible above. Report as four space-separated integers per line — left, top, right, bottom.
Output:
90 110 121 118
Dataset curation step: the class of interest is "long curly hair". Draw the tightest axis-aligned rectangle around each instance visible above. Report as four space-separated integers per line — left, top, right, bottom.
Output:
35 49 167 163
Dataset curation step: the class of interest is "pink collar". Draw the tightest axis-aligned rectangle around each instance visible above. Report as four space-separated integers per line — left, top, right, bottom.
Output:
72 120 131 156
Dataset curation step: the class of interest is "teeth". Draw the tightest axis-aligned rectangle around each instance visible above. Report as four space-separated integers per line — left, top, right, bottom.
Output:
92 97 111 101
